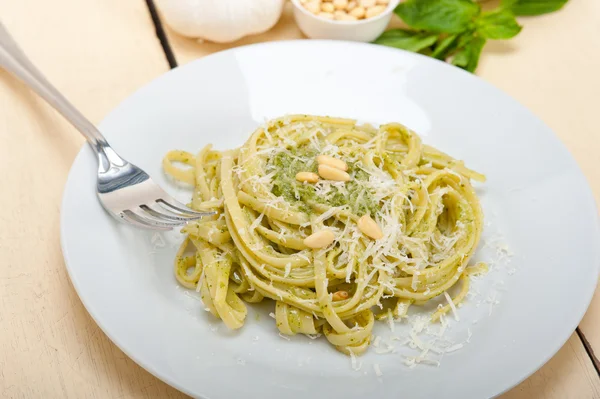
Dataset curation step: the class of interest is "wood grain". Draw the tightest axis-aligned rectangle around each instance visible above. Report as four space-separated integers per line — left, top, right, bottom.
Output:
503 335 600 399
0 0 181 398
0 0 598 398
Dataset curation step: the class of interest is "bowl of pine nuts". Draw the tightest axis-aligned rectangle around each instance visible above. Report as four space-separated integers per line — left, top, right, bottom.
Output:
291 0 399 42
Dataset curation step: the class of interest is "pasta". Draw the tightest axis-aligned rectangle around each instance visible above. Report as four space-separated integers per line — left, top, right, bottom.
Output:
163 115 485 355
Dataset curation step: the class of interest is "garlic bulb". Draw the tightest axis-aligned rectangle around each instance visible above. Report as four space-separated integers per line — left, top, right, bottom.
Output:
155 0 285 43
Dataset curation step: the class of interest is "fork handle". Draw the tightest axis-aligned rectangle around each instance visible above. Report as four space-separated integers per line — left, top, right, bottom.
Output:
0 20 120 170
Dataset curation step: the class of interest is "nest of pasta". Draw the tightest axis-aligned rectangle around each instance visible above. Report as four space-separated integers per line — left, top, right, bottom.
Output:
164 115 485 355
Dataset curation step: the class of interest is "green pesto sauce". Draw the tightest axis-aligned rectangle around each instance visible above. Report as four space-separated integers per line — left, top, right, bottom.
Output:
268 147 378 216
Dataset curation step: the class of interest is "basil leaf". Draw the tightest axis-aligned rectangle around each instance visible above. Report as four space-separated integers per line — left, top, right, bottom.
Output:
452 36 486 72
466 37 486 72
373 29 439 52
451 46 470 68
456 31 476 48
477 9 522 39
431 31 476 60
395 0 481 33
502 0 568 16
432 34 459 59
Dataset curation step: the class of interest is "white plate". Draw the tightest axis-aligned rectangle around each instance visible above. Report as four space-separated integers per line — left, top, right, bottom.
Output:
61 41 600 399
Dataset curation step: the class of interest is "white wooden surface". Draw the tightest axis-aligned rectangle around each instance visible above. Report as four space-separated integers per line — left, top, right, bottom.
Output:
0 0 598 397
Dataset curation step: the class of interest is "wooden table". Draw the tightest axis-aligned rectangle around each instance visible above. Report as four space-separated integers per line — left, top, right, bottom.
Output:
0 1 599 397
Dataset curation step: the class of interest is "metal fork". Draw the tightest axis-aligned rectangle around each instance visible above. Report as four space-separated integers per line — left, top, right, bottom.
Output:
0 21 214 230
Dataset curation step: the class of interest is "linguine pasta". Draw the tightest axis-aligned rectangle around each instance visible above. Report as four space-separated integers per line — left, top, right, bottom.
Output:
163 115 485 355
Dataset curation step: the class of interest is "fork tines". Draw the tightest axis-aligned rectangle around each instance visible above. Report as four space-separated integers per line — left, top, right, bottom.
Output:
121 198 215 230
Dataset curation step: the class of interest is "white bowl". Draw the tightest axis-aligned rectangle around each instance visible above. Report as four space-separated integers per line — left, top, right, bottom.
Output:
291 0 400 42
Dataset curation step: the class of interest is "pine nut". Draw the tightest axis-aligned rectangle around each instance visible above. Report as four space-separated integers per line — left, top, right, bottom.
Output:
376 0 389 4
304 229 335 249
296 171 319 183
321 2 335 12
346 1 357 11
318 164 351 181
332 290 349 301
316 155 348 171
349 6 365 18
318 11 335 19
333 0 348 9
360 0 376 7
305 0 321 14
357 215 383 240
365 4 386 18
336 13 357 20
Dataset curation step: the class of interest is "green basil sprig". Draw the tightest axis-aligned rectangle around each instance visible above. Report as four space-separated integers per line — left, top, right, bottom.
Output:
373 0 568 72
503 0 568 16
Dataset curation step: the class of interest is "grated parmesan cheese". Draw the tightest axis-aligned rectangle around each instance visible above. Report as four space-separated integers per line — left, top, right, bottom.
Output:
278 333 291 341
284 262 292 278
443 291 460 321
349 351 362 371
444 343 464 353
373 363 383 377
387 309 395 332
